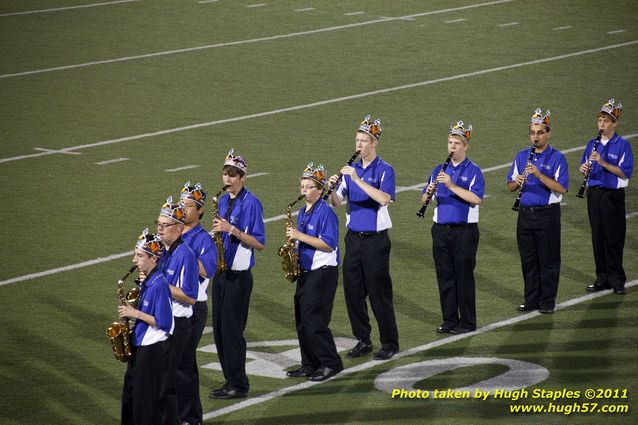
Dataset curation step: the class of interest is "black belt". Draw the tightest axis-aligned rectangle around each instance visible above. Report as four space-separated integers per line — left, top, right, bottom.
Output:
589 186 622 192
349 229 387 238
435 222 475 228
519 203 559 212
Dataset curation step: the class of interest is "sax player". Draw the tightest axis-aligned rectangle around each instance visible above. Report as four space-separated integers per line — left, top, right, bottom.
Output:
209 149 265 400
120 229 177 425
285 163 343 382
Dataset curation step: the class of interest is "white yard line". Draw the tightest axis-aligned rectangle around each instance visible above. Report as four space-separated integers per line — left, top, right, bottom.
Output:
295 8 315 12
95 157 129 165
0 0 514 79
344 11 365 16
498 22 519 27
164 164 200 172
3 135 635 288
246 172 268 178
246 3 266 8
203 279 638 420
607 29 625 35
445 18 467 24
553 26 572 31
0 0 140 17
2 39 636 166
33 148 81 155
198 0 219 3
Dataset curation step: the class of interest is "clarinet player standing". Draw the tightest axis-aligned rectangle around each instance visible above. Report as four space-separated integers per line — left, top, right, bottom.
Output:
507 108 569 314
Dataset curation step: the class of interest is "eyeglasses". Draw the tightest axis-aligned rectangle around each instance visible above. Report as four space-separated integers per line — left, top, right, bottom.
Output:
300 185 319 190
529 130 548 136
154 220 178 229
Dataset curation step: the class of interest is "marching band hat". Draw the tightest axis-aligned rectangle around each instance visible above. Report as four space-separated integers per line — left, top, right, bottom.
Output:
180 181 207 207
159 196 186 223
135 228 165 257
224 148 248 174
449 120 473 143
301 162 327 187
599 99 622 122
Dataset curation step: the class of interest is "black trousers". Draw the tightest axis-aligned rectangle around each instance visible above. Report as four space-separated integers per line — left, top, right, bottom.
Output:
295 266 342 370
343 230 399 350
431 223 479 330
172 316 192 420
121 340 177 425
517 204 561 309
587 187 627 290
212 270 253 392
178 301 207 423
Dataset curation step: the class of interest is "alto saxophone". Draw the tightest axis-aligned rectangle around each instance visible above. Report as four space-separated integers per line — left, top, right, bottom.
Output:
106 265 138 362
211 185 229 274
278 194 305 282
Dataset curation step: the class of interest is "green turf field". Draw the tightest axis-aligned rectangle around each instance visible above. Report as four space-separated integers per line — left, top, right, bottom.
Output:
1 0 637 424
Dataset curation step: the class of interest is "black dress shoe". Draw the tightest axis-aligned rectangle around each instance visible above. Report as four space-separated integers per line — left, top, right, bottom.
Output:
210 385 247 400
309 365 343 381
517 304 538 312
587 283 610 292
436 324 453 333
449 327 474 335
209 383 229 398
286 366 314 377
374 348 398 360
614 287 627 295
539 306 554 314
345 341 373 358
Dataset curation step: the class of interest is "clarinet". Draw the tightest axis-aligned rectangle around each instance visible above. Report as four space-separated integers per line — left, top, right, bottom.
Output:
576 130 603 198
512 147 536 211
417 152 453 218
322 150 361 201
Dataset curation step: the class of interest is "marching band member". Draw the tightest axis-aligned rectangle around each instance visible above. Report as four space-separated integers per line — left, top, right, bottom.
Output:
328 115 399 361
424 121 484 335
178 182 217 425
120 229 176 425
580 99 634 295
155 197 199 419
210 149 265 400
507 108 568 314
285 163 343 381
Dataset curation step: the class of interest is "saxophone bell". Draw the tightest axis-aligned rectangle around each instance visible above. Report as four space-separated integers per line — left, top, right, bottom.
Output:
211 185 230 274
106 265 138 362
278 194 306 282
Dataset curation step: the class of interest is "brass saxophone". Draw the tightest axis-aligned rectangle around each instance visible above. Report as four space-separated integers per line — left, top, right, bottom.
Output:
106 265 138 362
278 194 305 282
211 185 229 274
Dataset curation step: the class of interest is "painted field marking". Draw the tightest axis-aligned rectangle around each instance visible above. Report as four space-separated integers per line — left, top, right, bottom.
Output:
2 40 637 166
0 0 514 79
95 158 129 165
295 8 315 12
627 211 638 219
246 172 268 178
498 22 519 27
164 165 200 172
33 148 81 155
445 18 466 24
553 26 572 31
344 11 365 16
198 0 219 3
202 279 638 420
0 0 139 17
608 29 625 35
3 134 635 288
246 3 267 8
